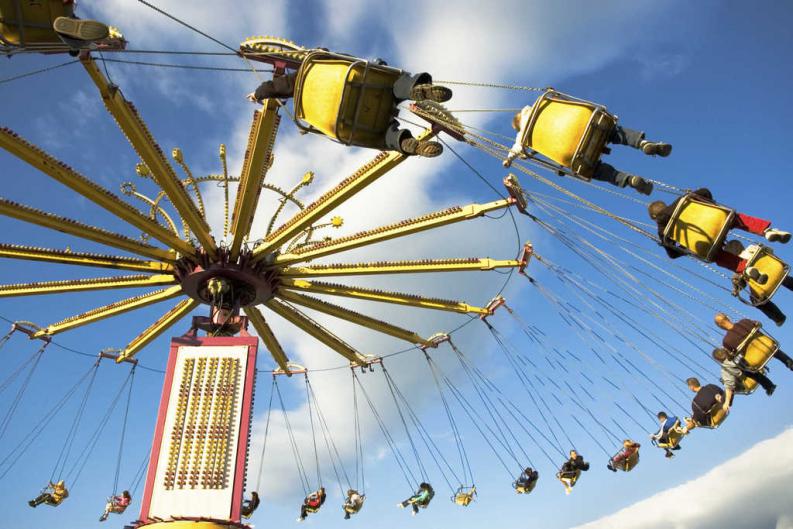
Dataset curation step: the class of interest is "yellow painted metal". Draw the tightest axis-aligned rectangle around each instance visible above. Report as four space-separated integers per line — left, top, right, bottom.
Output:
744 246 789 303
0 243 172 272
278 289 431 345
265 298 368 364
252 129 436 260
119 297 199 362
33 285 183 338
0 128 195 257
135 522 244 529
279 279 489 315
0 197 176 262
0 273 176 297
275 199 512 265
244 305 290 372
230 100 281 260
81 57 217 257
281 257 521 277
171 147 205 218
0 0 73 47
664 195 733 261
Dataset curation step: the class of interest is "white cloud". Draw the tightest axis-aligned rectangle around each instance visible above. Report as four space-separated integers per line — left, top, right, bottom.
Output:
572 428 793 529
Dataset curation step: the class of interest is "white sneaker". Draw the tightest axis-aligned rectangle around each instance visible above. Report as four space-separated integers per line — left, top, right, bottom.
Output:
765 228 791 244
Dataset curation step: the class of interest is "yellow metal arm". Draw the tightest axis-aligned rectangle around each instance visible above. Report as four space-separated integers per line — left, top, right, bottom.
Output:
252 129 436 260
277 289 431 346
243 306 290 372
264 298 368 364
80 56 217 257
229 101 281 260
0 273 176 297
119 297 199 362
279 279 489 315
281 257 521 277
33 285 183 338
275 199 512 266
0 197 175 262
0 243 172 272
0 128 196 257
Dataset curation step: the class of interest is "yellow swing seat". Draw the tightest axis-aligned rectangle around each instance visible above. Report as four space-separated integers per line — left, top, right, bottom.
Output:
293 50 402 149
739 245 790 305
452 486 476 506
519 89 617 179
732 321 779 372
662 194 735 261
0 0 74 48
654 420 685 449
689 403 729 430
611 450 640 472
734 370 767 395
556 469 581 487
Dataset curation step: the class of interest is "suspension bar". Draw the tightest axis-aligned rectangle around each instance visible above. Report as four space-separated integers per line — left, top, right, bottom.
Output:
0 274 176 297
0 243 172 272
243 305 289 372
281 257 521 277
119 297 199 362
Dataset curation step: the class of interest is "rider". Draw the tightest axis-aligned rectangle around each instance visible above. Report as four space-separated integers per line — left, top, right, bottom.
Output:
558 450 589 495
99 490 131 522
343 489 364 520
726 245 793 326
514 467 539 492
713 347 776 398
247 61 451 158
28 480 69 508
607 440 640 472
241 491 260 519
685 377 726 429
503 99 671 195
398 482 434 515
715 313 793 366
650 411 683 458
298 487 326 522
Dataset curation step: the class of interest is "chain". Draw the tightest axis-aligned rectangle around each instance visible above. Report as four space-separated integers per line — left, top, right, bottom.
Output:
434 80 548 92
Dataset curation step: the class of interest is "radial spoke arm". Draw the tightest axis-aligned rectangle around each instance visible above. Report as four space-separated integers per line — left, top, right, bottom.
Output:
229 100 281 260
33 285 184 338
279 279 489 315
119 297 199 362
277 289 431 346
243 306 290 372
274 198 513 265
0 243 173 272
252 129 436 260
0 273 176 297
264 298 368 364
81 56 216 257
0 197 176 262
281 257 521 277
0 128 196 257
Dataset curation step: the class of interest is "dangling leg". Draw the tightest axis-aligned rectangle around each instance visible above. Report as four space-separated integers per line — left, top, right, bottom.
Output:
250 73 297 102
609 126 671 157
731 213 790 243
53 17 110 48
592 162 653 195
384 121 442 158
742 370 776 396
755 299 786 327
29 493 51 508
393 72 452 104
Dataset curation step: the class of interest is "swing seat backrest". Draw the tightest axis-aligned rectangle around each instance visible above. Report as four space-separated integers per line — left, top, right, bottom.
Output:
519 90 617 179
293 51 401 148
0 0 74 48
663 195 734 261
735 322 779 372
658 422 684 448
557 469 581 486
699 405 729 429
742 246 790 305
620 450 640 471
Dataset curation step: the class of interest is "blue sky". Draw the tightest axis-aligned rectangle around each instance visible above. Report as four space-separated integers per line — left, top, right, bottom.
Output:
0 1 792 529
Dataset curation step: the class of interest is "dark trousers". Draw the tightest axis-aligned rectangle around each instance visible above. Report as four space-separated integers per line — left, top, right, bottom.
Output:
774 349 793 367
592 162 631 187
742 369 775 392
30 493 54 507
754 276 793 324
609 126 645 148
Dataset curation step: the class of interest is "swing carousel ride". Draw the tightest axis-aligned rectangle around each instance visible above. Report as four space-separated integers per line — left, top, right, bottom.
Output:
0 2 790 528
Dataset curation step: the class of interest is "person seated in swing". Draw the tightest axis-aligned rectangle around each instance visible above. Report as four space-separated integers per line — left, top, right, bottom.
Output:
28 480 69 508
514 467 539 493
246 58 451 158
650 411 684 458
453 485 476 506
557 450 589 495
343 489 364 520
298 487 326 522
685 377 726 429
648 188 790 272
607 440 640 472
99 490 131 522
725 249 793 326
713 347 776 399
240 491 260 519
503 94 671 195
715 313 793 367
398 482 434 515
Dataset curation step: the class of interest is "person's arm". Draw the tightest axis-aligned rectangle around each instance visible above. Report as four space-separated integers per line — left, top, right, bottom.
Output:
504 107 531 167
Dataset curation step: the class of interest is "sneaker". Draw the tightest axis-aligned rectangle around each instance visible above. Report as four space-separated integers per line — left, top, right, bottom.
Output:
400 137 443 158
397 503 405 509
665 451 674 459
640 141 673 157
775 315 787 327
628 175 653 195
606 463 617 472
53 17 110 42
344 513 351 520
766 384 777 396
764 229 791 244
99 514 108 522
28 500 36 508
784 358 793 371
745 266 769 285
409 84 453 103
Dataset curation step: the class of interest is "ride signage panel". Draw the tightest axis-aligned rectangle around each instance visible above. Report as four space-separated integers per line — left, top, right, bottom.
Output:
139 336 258 522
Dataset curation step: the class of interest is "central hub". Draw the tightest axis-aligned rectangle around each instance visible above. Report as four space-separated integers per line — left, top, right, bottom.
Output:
175 250 278 309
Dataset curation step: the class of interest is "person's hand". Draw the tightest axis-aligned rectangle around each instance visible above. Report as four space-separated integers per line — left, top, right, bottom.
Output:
502 159 512 168
246 92 259 103
722 402 730 412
